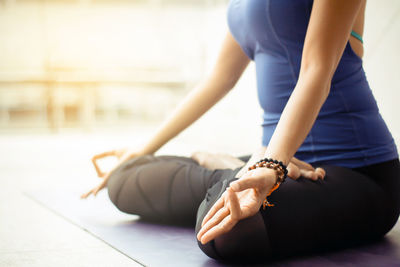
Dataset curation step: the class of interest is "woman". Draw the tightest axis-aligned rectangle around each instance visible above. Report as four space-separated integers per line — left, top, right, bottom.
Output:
81 0 400 262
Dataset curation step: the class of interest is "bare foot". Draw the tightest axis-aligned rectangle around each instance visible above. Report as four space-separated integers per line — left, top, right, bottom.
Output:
191 151 246 170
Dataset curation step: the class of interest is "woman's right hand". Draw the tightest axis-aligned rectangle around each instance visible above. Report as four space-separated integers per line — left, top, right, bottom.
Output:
80 148 146 199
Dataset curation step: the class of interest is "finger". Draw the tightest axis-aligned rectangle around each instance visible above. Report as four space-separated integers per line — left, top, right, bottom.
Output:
300 169 319 181
115 149 128 159
287 162 301 180
80 189 94 199
92 179 107 196
290 157 315 171
201 193 226 227
91 157 105 177
92 150 118 160
227 187 241 220
92 152 114 177
197 206 229 241
315 167 326 179
299 167 326 180
230 175 260 192
200 215 237 245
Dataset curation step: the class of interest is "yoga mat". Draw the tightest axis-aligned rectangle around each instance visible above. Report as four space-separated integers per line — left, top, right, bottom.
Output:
26 188 400 266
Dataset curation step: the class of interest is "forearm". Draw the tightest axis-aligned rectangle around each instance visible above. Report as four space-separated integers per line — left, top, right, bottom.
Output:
236 146 268 178
140 32 250 155
236 74 328 178
141 77 233 154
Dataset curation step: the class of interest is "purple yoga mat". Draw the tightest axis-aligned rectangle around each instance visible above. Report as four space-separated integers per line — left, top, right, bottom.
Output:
26 188 400 266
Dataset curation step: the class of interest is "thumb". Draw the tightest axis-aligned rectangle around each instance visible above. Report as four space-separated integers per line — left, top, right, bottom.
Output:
230 167 277 192
287 162 301 180
229 177 260 192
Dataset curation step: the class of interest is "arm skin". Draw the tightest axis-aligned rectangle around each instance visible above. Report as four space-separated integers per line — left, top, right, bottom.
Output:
81 32 250 198
197 0 364 244
264 0 363 166
141 32 250 154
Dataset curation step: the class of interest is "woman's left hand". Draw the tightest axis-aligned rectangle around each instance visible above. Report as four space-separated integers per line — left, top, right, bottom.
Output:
196 167 278 245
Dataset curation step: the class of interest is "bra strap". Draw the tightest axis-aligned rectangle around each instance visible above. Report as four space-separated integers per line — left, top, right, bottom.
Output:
351 30 364 44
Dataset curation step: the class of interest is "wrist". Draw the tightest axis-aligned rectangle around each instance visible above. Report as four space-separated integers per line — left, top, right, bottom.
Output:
139 142 157 155
262 167 279 186
248 157 288 185
247 157 288 210
262 150 290 167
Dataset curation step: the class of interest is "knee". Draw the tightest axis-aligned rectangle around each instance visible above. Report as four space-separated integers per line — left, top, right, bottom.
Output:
196 213 272 262
107 170 125 209
107 155 155 210
106 165 149 217
194 177 273 262
379 204 400 238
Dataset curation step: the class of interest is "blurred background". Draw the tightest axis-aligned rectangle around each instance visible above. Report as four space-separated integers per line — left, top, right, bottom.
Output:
0 0 263 157
0 0 399 152
0 0 399 265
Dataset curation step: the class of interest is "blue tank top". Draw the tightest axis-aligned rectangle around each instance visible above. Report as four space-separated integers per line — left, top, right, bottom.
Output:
227 0 398 168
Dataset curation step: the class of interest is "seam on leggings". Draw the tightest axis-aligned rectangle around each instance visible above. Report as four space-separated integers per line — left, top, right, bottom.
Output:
114 168 133 209
185 164 198 209
167 164 186 217
111 156 154 205
202 168 211 191
134 166 160 216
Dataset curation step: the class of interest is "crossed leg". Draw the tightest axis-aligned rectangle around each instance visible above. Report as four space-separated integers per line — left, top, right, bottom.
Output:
107 154 241 225
106 154 400 262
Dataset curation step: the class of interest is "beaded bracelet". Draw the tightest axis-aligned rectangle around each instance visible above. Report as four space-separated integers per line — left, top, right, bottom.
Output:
248 158 288 210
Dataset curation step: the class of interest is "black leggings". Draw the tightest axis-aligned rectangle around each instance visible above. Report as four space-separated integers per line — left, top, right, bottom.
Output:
107 155 400 262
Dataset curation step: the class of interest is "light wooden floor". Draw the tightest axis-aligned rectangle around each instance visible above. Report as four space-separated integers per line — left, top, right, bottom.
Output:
0 134 145 267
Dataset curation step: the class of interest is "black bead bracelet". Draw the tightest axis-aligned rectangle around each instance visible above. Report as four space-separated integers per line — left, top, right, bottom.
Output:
247 157 288 210
248 157 288 184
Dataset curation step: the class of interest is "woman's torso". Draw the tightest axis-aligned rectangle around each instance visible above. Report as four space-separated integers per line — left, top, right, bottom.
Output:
227 0 398 168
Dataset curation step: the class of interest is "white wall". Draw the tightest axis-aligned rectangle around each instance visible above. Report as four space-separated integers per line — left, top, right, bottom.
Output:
363 0 400 147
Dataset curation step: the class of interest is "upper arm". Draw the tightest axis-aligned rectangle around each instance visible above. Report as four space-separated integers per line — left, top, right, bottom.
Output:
209 32 251 90
300 0 363 81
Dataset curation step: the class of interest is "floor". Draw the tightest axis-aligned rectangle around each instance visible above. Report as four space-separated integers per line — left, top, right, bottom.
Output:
0 133 145 267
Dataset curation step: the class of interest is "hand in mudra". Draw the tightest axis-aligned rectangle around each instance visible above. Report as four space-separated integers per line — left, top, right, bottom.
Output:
197 167 278 244
196 159 325 244
80 148 145 199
